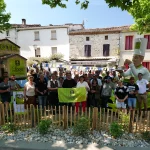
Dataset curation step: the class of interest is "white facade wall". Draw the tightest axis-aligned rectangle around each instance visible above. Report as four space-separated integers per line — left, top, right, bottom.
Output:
119 32 150 66
0 28 17 43
17 28 69 60
69 33 120 58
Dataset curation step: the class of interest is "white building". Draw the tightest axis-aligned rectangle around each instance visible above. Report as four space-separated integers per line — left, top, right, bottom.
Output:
0 19 84 62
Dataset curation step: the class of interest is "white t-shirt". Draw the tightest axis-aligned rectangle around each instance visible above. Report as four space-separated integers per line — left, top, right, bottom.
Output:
24 82 35 96
76 81 90 95
136 79 149 94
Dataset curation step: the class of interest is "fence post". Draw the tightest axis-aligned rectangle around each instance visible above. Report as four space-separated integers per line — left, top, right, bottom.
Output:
63 105 67 129
31 104 35 127
129 110 133 133
92 107 98 130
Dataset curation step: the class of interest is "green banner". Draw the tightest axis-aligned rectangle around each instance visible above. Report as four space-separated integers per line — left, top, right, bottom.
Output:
58 88 86 103
9 58 26 76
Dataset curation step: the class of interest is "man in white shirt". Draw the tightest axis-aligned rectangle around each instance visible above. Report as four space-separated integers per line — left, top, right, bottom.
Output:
136 73 150 117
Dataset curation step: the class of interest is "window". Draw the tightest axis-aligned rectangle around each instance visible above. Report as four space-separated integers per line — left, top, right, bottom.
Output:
84 45 91 57
51 30 57 40
105 35 108 40
103 44 110 56
52 47 57 55
144 35 150 49
6 30 10 37
35 48 41 57
34 31 40 40
142 62 150 70
125 36 133 50
86 37 90 41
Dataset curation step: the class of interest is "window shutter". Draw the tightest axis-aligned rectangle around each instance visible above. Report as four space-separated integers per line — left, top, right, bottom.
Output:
34 31 39 40
36 48 40 55
144 35 150 49
52 47 57 55
51 30 56 39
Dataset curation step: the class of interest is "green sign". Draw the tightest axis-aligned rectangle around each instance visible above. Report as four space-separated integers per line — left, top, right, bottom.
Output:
0 44 19 52
9 58 26 76
135 42 141 49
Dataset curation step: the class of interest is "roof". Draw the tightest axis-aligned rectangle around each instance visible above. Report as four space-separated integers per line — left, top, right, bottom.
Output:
11 24 41 28
69 25 131 35
0 54 27 60
0 39 20 48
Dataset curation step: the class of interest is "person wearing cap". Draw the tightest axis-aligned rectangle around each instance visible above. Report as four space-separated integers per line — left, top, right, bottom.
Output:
136 73 150 117
101 77 115 108
117 38 150 81
126 77 139 112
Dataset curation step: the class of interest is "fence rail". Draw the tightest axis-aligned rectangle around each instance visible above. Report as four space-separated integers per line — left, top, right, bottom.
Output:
0 103 150 133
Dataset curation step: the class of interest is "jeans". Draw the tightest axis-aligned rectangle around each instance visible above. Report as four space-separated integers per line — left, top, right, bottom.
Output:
128 98 136 108
38 96 47 109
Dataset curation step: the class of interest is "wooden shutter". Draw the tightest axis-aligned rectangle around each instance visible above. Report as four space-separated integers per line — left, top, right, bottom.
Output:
144 35 150 49
84 45 91 57
103 44 109 56
51 30 56 39
34 31 39 40
125 36 133 50
52 47 57 55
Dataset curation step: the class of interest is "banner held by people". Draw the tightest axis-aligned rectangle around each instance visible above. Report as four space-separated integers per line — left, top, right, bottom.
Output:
58 87 86 103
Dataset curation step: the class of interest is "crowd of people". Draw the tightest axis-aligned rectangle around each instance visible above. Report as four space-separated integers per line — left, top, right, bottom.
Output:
0 67 149 117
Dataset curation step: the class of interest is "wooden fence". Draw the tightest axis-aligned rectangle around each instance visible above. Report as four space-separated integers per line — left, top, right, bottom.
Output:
0 103 150 133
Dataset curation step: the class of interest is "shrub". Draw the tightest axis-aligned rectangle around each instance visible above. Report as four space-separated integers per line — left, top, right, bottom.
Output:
2 123 17 133
109 122 123 138
38 119 52 135
73 116 89 137
141 131 150 142
119 112 130 131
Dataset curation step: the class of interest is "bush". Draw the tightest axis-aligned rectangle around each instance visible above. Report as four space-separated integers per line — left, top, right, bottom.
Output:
141 131 150 142
119 112 130 131
38 119 52 135
2 123 17 133
73 116 89 137
109 122 123 138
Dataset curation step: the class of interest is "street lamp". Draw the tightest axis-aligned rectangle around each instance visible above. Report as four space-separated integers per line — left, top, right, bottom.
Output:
33 44 37 57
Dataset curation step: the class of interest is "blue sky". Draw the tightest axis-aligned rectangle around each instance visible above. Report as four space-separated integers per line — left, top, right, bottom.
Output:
5 0 134 28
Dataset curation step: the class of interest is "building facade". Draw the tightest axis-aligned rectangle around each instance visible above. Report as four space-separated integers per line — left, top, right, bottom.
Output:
0 19 84 62
69 27 123 68
119 28 150 70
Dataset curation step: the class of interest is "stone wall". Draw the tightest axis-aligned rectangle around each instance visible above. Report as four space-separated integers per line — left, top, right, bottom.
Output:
69 33 120 58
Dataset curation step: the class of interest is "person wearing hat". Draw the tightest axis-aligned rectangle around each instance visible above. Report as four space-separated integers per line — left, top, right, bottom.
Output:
117 38 150 81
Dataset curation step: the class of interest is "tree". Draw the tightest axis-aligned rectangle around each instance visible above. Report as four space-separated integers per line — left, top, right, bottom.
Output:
0 0 11 32
42 0 150 34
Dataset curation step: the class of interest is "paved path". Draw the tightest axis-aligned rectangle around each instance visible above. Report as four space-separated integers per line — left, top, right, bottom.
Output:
0 140 150 150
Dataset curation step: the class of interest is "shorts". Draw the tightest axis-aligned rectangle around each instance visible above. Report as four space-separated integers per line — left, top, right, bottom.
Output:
116 100 126 109
128 98 136 108
137 94 147 104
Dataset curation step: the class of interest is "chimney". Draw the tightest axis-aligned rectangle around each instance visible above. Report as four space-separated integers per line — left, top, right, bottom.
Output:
22 19 26 25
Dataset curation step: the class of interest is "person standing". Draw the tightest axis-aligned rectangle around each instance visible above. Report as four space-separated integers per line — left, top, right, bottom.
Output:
114 80 128 112
47 73 60 106
36 74 47 109
101 77 115 108
24 76 36 109
136 73 150 117
0 76 11 113
126 77 139 112
75 76 90 113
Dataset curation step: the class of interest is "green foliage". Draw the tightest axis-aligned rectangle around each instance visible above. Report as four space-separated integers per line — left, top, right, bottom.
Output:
129 0 150 34
119 112 130 131
50 53 64 60
2 123 17 133
0 0 11 32
141 131 150 142
109 122 123 138
73 116 89 137
42 0 89 9
38 119 52 135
